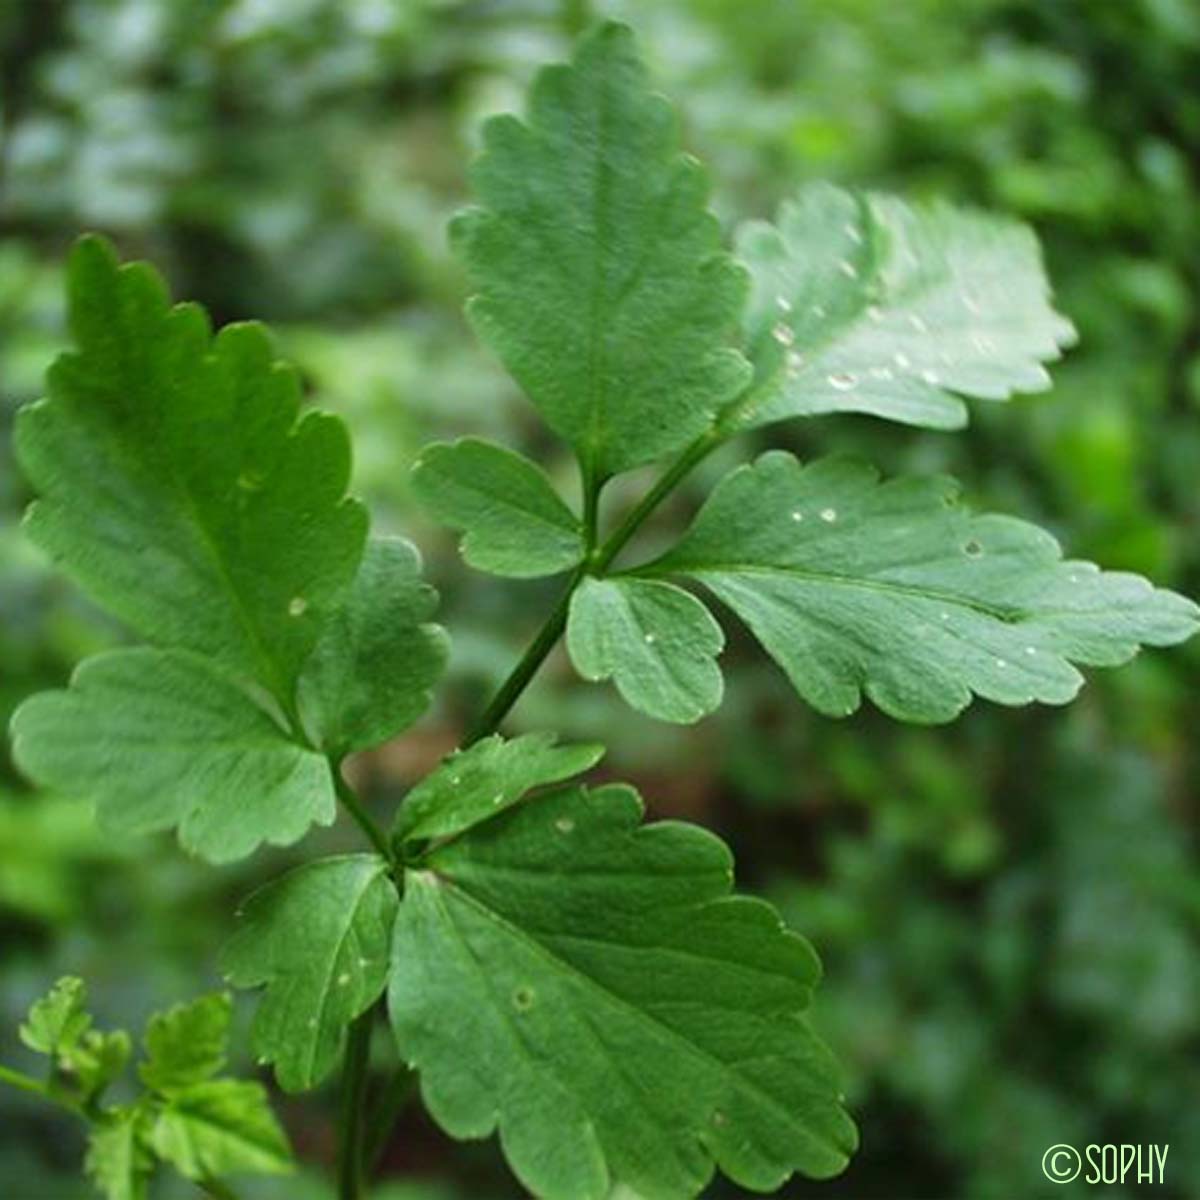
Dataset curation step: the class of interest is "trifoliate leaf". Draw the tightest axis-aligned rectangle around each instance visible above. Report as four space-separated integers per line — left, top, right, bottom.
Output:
652 452 1200 722
453 22 750 477
15 235 366 703
85 1107 153 1200
297 539 449 755
152 1079 291 1180
10 648 336 862
411 439 584 578
566 576 724 723
389 783 855 1199
730 183 1076 432
139 993 230 1097
220 856 398 1093
19 976 90 1058
393 732 603 846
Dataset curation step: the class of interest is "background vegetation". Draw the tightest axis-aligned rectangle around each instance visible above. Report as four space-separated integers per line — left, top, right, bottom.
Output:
1 2 1197 1197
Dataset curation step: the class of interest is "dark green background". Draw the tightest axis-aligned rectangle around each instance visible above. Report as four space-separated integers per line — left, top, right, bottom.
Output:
1 2 1197 1197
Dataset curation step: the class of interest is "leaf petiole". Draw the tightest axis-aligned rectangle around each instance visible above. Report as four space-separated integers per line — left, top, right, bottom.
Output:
332 766 393 863
466 424 726 743
0 1062 81 1113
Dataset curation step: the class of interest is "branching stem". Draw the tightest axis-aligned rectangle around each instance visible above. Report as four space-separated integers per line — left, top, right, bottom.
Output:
464 565 584 746
0 1064 245 1198
334 424 728 1191
590 429 721 574
466 428 722 742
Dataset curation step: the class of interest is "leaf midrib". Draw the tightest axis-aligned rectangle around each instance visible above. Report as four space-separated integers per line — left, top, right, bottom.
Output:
104 305 301 703
303 863 388 1087
432 465 581 546
422 867 844 1156
644 561 1024 623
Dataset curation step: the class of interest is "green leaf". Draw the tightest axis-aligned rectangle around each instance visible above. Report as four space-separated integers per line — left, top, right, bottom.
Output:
220 856 398 1092
452 22 750 477
139 993 230 1097
85 1107 153 1200
10 648 336 862
393 732 603 846
19 976 91 1058
70 1029 132 1102
19 977 130 1100
411 439 584 577
152 1079 291 1180
566 576 724 723
15 235 366 703
731 183 1076 432
297 538 449 755
389 783 855 1199
652 452 1200 722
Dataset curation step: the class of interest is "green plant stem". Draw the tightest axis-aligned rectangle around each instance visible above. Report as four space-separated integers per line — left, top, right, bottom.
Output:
466 429 722 742
3 1063 248 1197
337 1011 374 1200
328 753 399 1196
333 767 392 862
0 1063 79 1114
465 461 603 746
590 428 721 573
0 1064 88 1120
364 1066 415 1174
341 426 727 1182
464 564 584 746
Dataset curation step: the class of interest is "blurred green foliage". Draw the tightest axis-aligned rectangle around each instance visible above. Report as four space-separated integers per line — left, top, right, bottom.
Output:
1 2 1197 1197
